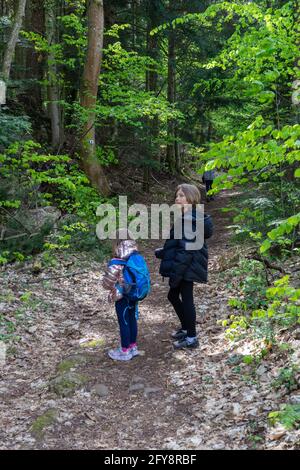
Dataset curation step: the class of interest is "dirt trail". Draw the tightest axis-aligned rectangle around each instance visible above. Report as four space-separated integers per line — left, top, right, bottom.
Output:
0 190 274 450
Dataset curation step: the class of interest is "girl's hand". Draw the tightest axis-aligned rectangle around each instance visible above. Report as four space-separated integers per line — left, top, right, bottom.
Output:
155 248 164 259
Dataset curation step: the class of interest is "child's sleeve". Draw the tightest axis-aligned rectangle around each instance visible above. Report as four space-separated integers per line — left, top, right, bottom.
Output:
108 287 123 303
102 264 119 290
103 262 124 302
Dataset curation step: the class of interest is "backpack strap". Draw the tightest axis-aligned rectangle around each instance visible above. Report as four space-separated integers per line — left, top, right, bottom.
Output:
122 299 138 324
135 301 139 320
108 258 126 267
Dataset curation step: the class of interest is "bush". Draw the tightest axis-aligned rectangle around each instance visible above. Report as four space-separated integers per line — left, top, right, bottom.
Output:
227 181 300 255
269 404 300 430
0 140 115 263
222 272 300 345
0 113 32 149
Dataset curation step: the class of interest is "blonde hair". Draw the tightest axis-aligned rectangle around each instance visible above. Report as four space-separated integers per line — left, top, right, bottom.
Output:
175 184 201 206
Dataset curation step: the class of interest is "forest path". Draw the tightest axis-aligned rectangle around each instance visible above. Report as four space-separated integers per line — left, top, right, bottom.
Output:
0 189 273 450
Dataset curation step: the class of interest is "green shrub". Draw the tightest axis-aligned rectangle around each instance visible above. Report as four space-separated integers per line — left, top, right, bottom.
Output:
0 140 115 263
271 365 300 392
0 113 32 149
227 259 268 312
222 271 300 346
269 404 300 430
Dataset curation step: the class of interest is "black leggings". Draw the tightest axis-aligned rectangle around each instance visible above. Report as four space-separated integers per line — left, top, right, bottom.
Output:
167 280 196 337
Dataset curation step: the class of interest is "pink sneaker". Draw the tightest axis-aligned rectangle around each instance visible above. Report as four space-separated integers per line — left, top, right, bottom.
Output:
108 347 132 361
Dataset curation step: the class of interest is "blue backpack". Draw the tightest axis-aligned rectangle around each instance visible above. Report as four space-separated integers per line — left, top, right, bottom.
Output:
109 252 151 304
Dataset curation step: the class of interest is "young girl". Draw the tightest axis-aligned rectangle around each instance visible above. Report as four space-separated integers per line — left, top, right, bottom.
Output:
102 229 144 361
155 184 213 349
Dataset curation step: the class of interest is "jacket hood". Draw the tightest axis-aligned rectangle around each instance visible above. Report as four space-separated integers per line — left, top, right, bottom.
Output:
174 208 212 241
115 239 138 259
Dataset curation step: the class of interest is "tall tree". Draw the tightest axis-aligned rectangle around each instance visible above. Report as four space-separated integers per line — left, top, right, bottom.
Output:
1 0 27 102
45 0 62 148
143 0 161 191
166 21 176 173
79 0 110 195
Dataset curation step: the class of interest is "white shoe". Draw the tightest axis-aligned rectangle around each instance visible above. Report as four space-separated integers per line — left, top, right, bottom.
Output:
130 346 140 358
108 347 132 361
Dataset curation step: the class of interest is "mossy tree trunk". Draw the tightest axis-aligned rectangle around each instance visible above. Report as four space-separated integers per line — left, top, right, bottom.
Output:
1 0 27 102
166 24 176 173
143 0 160 192
45 0 63 149
79 0 110 196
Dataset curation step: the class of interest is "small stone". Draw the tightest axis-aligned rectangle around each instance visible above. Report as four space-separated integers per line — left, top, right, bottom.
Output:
129 383 144 392
256 365 267 376
292 329 300 340
30 379 47 390
46 400 57 407
269 427 287 441
144 387 161 395
30 409 58 439
289 394 300 405
188 436 203 447
56 355 88 373
232 403 242 416
210 441 225 450
27 326 38 334
49 372 88 397
92 384 109 397
132 376 144 383
248 407 259 417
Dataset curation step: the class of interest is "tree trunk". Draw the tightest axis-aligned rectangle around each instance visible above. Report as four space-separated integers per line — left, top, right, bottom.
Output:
45 0 62 148
291 0 299 124
1 0 27 101
146 0 159 138
143 0 160 192
131 0 137 50
79 0 110 196
22 0 44 115
166 26 176 173
175 124 180 172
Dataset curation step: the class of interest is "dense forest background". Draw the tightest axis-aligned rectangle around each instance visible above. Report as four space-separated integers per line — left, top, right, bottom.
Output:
1 0 299 342
0 0 300 448
0 0 299 258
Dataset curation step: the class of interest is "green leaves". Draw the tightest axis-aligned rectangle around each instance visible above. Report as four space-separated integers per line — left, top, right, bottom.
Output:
92 39 182 129
0 113 31 148
260 239 271 254
0 140 100 217
257 90 275 103
192 1 297 130
199 119 300 189
260 212 300 253
268 405 300 430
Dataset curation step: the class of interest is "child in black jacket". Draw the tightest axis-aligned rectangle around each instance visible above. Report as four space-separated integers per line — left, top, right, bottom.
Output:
155 184 213 349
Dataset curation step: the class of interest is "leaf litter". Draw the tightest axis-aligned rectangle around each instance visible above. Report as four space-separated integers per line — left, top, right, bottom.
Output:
0 190 299 450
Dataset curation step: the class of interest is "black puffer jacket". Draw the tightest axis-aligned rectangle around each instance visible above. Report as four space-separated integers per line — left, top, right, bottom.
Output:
155 208 213 288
